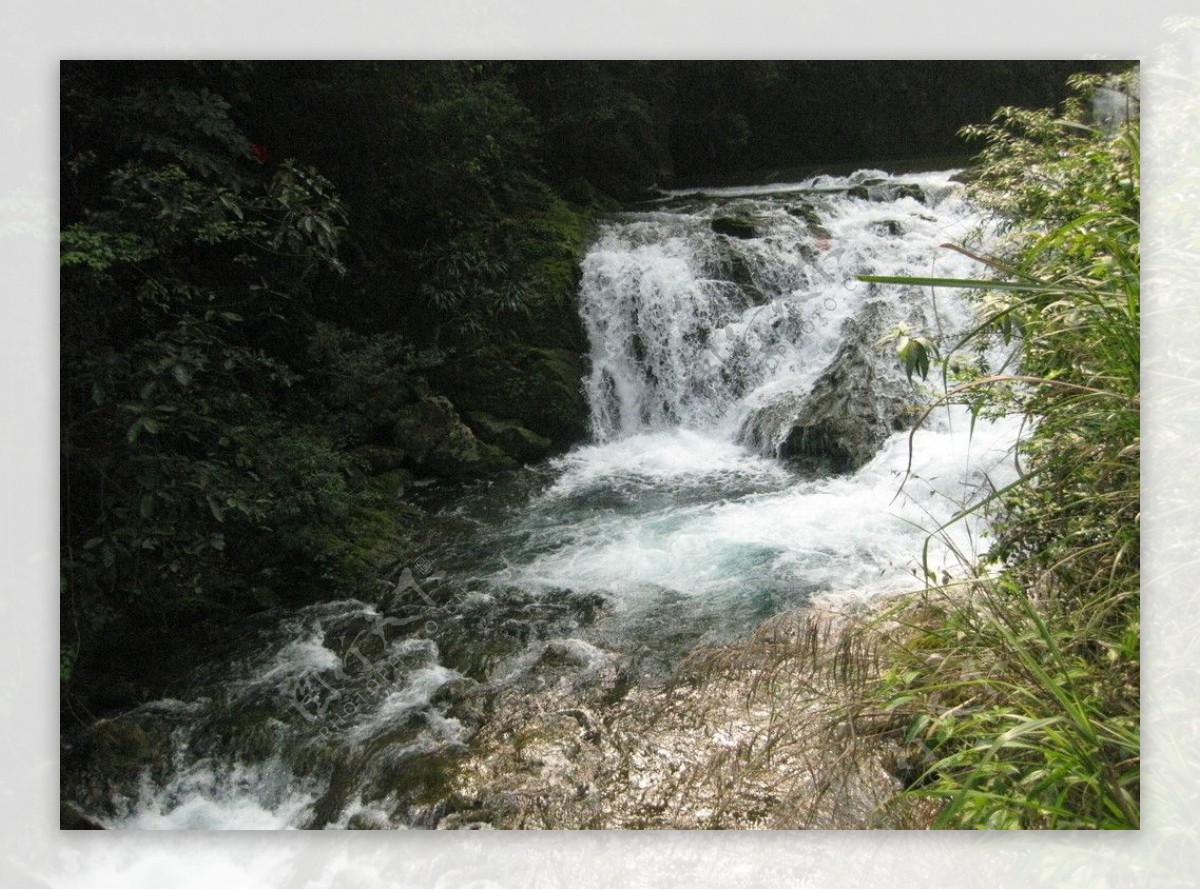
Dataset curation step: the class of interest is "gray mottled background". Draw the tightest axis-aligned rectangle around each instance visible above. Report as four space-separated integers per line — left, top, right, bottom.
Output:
3 1 1194 885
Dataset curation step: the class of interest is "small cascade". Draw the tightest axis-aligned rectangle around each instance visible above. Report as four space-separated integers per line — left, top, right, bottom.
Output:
578 170 989 466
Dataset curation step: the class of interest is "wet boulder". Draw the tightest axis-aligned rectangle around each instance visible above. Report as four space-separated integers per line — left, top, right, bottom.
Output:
711 214 763 239
739 303 920 474
775 342 913 473
785 201 832 239
890 182 926 204
847 181 925 205
705 240 767 305
870 219 906 238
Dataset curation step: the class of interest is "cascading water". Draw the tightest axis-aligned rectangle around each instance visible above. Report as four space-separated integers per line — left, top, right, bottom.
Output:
62 168 1023 830
581 200 830 440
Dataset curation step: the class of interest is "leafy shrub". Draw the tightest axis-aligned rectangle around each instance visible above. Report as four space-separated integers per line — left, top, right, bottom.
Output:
61 66 356 666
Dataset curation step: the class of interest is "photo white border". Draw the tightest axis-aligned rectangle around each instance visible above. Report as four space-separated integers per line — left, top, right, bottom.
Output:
4 1 1196 885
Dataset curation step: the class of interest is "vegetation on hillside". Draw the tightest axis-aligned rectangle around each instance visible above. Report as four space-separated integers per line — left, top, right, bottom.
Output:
59 62 594 706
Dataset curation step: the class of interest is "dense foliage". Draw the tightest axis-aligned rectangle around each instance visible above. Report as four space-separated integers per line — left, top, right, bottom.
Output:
861 70 1140 829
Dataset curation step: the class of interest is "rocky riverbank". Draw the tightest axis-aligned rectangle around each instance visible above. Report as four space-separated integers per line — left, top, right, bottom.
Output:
430 592 937 830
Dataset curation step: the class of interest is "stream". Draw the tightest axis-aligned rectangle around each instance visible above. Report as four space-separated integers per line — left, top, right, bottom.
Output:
62 168 1023 829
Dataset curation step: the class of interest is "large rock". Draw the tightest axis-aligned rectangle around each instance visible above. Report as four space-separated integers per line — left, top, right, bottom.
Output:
466 412 553 464
847 181 926 205
776 341 912 473
710 200 776 240
432 345 588 448
738 303 919 474
393 395 515 478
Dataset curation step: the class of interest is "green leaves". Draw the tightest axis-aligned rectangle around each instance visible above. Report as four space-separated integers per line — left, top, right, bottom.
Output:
876 324 935 382
61 65 361 650
61 226 155 271
267 160 347 273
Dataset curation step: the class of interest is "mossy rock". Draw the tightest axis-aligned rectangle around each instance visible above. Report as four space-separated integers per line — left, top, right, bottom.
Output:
432 345 587 447
392 395 517 479
86 718 152 771
525 347 589 442
353 445 409 475
499 198 592 352
63 715 176 815
466 411 553 463
333 470 423 584
474 441 520 476
416 195 591 451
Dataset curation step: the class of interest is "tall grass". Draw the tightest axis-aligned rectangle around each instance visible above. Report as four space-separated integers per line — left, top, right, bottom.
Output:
855 70 1141 829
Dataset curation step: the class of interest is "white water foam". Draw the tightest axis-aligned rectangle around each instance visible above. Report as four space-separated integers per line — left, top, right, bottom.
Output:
82 603 470 830
501 408 1019 604
544 429 791 497
109 758 318 830
350 662 464 743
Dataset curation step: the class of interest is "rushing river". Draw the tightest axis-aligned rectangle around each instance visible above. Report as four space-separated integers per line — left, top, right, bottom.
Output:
63 169 1023 829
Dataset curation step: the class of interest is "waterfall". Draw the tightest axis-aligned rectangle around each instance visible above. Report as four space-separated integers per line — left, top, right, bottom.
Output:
578 171 987 458
62 168 1024 831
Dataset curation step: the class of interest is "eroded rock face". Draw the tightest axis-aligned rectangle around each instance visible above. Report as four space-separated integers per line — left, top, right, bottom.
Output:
738 302 919 474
